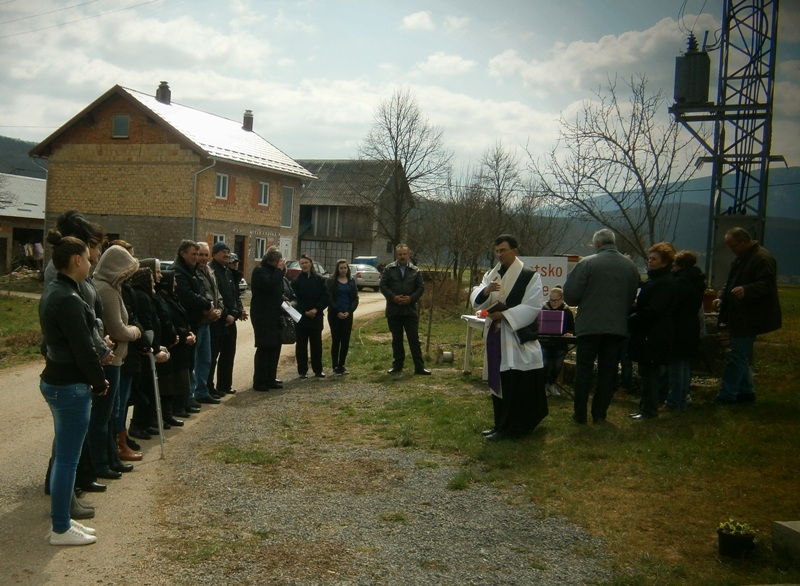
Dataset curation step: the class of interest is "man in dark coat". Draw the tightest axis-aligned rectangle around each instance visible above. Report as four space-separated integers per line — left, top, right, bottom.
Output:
208 242 243 395
250 247 287 391
380 244 430 375
715 227 782 404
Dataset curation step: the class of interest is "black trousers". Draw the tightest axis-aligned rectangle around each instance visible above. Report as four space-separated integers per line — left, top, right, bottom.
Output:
492 367 548 436
209 323 237 393
254 344 281 389
573 334 623 422
328 313 353 369
295 327 323 375
387 315 425 371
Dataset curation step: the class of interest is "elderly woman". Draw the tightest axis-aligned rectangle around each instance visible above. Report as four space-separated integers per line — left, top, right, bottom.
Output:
628 242 676 420
39 230 108 545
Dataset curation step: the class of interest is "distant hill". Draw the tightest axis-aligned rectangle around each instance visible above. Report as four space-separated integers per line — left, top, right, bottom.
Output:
0 136 46 178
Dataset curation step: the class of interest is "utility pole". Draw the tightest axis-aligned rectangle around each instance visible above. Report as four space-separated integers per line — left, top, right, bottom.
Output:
669 0 783 289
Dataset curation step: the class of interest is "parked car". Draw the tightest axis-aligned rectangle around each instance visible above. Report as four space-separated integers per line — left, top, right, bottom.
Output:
349 263 381 291
285 260 330 281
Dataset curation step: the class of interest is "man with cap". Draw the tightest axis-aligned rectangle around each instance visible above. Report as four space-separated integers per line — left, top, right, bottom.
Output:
208 242 243 396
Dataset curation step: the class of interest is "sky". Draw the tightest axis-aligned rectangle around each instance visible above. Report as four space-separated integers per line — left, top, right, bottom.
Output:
1 0 798 176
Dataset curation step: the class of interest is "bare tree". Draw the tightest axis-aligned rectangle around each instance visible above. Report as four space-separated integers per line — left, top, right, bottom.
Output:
528 75 703 262
478 140 524 225
358 88 453 248
506 179 570 256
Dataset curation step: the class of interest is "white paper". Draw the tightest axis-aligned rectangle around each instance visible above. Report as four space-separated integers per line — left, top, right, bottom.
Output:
282 301 303 322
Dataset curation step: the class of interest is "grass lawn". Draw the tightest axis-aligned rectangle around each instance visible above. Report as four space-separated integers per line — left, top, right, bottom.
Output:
3 286 798 584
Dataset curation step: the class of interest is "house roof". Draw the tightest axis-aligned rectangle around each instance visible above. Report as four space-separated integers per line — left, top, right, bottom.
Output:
295 159 396 206
0 172 46 220
30 84 315 181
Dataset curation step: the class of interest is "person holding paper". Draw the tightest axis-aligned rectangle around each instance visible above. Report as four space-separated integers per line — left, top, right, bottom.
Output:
250 247 287 391
470 234 548 442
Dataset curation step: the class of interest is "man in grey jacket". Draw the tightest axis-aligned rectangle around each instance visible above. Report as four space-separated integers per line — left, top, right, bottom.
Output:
563 229 640 423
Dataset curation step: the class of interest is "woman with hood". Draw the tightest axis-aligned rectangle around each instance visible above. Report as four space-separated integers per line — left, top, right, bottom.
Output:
665 250 707 410
92 245 142 477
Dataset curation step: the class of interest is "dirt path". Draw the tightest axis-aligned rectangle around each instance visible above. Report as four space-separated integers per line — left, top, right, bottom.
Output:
0 291 387 585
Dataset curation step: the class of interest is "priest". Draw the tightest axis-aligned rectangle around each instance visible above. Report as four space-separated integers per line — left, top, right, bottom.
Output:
470 234 548 441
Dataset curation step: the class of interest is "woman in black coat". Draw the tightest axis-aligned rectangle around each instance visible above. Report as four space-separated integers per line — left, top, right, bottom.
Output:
250 247 287 391
666 250 706 410
628 242 676 419
326 260 359 375
291 254 328 378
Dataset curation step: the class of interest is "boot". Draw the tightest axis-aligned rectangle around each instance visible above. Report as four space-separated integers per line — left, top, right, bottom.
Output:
71 493 95 520
117 431 143 461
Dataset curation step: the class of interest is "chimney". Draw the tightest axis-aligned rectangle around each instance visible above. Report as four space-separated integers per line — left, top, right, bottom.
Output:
156 81 171 105
243 109 254 132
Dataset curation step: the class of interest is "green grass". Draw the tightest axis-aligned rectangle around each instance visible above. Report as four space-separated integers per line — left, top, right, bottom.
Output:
329 287 800 585
0 294 42 369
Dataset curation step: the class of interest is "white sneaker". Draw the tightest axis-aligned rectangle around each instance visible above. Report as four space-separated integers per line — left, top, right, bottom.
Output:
49 525 97 546
546 384 561 397
71 519 96 536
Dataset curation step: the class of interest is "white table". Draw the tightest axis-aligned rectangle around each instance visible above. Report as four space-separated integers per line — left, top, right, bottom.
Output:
460 314 486 374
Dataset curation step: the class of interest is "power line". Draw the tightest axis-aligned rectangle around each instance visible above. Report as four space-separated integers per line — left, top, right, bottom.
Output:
0 0 160 40
0 0 103 26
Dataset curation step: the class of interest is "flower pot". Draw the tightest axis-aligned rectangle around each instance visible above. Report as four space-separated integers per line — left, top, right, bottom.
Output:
718 530 756 558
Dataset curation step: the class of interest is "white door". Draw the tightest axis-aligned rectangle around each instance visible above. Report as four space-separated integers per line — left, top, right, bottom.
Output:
279 237 292 260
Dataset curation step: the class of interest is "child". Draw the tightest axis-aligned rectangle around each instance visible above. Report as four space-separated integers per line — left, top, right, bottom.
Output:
540 286 575 396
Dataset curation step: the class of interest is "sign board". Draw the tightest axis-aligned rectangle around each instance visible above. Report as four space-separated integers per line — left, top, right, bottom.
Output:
518 256 569 297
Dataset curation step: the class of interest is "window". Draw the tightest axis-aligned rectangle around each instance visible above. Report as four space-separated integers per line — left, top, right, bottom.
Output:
213 234 225 245
255 237 267 260
258 182 270 206
112 114 129 138
216 174 229 200
281 186 294 227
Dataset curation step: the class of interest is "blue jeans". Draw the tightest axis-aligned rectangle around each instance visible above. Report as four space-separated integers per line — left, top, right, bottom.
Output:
115 372 133 434
192 323 212 399
40 380 91 533
718 335 756 400
667 358 691 409
88 365 119 472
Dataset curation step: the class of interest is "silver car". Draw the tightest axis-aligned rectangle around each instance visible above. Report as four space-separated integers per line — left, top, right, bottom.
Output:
349 264 381 291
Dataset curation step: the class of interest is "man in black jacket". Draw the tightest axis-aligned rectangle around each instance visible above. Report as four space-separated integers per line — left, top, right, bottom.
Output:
208 242 243 395
379 244 430 375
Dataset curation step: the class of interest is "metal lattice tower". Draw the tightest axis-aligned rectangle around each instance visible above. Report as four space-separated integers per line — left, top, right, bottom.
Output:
669 0 782 288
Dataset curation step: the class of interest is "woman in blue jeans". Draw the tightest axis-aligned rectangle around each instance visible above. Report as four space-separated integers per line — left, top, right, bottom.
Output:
39 230 109 546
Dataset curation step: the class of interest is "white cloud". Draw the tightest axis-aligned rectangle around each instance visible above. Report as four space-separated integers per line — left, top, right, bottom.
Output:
401 11 434 31
412 52 474 77
444 16 468 33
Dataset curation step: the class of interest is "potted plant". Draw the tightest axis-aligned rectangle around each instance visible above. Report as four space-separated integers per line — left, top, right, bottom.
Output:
717 518 756 558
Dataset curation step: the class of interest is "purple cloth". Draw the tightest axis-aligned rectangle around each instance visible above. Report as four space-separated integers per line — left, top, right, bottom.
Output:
486 322 502 397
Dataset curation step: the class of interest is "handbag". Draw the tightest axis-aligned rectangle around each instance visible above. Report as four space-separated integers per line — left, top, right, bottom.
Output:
280 313 296 345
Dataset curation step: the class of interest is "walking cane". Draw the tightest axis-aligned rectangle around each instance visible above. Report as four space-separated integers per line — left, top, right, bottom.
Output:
145 331 166 459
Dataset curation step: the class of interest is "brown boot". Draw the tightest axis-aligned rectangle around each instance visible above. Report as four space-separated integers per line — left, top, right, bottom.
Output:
117 431 143 461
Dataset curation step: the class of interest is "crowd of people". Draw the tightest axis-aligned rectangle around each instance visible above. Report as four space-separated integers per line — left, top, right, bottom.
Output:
37 210 781 545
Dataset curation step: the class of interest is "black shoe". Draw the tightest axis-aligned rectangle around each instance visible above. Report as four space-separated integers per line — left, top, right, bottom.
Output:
128 426 151 440
223 388 237 395
630 413 656 421
298 373 308 379
186 406 201 413
110 462 134 473
160 422 172 430
274 379 283 384
164 416 184 427
197 396 221 404
209 392 224 400
78 482 107 493
253 386 269 392
173 410 191 418
145 426 161 435
571 413 587 424
387 367 403 374
126 436 141 451
414 368 432 375
737 393 756 403
481 428 496 437
314 372 326 378
268 381 284 389
96 468 122 480
188 399 202 409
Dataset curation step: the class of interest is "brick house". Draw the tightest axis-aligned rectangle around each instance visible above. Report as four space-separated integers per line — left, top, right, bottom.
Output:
29 82 315 278
295 159 412 270
0 172 46 274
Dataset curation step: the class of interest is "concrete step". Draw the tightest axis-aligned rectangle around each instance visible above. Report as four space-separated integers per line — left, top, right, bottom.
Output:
773 520 800 563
